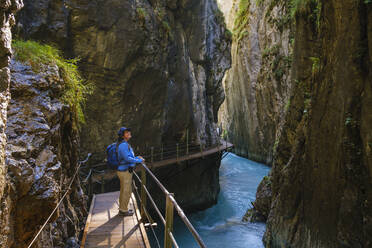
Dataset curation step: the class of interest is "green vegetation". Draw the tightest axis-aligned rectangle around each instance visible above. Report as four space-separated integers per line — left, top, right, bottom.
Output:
136 7 147 21
161 20 174 40
233 0 250 41
262 175 272 186
345 117 353 126
309 56 320 74
225 29 233 41
290 0 321 29
273 138 280 153
290 0 307 18
255 0 265 6
12 40 93 128
285 98 291 112
222 129 228 140
262 44 292 82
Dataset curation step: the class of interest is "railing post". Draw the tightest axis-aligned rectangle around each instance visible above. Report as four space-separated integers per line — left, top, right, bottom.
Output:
161 144 163 160
88 166 92 199
186 129 189 155
176 143 179 161
151 147 154 163
140 166 147 220
164 193 174 248
101 175 104 193
200 143 204 157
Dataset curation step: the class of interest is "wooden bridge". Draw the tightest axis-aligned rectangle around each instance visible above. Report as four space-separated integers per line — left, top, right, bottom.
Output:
80 140 233 248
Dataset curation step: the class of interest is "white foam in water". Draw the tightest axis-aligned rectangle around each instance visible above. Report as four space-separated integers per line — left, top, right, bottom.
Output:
168 152 271 248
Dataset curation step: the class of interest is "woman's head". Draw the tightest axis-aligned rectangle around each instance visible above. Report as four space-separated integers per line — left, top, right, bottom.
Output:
117 127 131 141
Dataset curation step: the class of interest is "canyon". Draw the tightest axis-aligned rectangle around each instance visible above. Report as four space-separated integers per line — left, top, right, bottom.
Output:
220 0 372 247
0 0 371 247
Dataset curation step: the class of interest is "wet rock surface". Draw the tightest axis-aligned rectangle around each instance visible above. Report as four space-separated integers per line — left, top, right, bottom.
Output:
243 175 272 223
4 60 87 248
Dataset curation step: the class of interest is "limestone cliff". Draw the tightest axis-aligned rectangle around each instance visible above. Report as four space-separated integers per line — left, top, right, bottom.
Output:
16 0 232 211
2 60 87 248
255 0 372 247
0 0 23 246
16 0 231 159
218 0 293 165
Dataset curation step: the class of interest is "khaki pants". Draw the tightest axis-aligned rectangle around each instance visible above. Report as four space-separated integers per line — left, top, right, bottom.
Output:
117 170 132 212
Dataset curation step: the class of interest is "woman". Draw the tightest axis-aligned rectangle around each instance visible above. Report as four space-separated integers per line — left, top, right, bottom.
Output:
116 127 144 216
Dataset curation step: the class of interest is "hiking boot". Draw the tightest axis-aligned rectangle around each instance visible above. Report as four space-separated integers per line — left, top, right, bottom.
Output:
118 209 134 217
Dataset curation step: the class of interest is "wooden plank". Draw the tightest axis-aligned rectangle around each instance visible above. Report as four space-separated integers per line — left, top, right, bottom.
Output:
82 191 148 248
81 194 96 248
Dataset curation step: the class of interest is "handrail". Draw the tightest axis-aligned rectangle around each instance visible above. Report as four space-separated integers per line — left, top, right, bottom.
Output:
136 162 207 248
79 139 233 247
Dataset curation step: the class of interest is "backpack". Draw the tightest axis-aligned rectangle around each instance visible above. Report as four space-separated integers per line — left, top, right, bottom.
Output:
106 141 123 170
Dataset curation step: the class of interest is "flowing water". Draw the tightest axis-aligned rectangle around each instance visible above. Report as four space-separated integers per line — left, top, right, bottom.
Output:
150 152 270 248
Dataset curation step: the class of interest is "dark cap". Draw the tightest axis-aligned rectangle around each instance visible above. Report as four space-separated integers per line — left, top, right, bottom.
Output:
118 127 131 137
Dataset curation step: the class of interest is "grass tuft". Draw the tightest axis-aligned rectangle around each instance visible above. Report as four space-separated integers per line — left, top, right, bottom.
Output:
12 40 93 128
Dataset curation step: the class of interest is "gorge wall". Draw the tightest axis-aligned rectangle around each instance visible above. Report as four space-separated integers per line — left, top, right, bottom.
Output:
218 0 293 165
3 59 87 248
16 0 231 159
0 0 23 246
0 41 87 248
247 0 372 247
264 0 372 247
16 0 232 212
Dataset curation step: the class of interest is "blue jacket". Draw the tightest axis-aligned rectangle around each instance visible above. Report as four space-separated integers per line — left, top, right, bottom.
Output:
117 141 143 171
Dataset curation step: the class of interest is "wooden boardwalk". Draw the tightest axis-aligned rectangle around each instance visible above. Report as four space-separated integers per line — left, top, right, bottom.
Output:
92 141 234 183
150 141 234 168
81 191 150 248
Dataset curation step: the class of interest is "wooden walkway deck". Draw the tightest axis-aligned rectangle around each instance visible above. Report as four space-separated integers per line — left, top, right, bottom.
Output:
92 141 234 183
81 191 150 248
150 141 234 168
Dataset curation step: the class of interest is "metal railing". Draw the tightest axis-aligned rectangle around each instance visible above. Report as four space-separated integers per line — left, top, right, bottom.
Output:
80 138 231 197
78 138 233 248
132 162 207 248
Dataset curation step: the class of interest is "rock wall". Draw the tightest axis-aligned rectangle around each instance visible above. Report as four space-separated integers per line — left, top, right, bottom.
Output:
16 0 231 160
16 0 231 211
3 60 87 248
0 0 23 246
255 0 372 247
218 0 293 165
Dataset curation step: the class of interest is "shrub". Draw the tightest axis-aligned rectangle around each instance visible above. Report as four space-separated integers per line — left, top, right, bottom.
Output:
233 0 250 41
12 40 93 128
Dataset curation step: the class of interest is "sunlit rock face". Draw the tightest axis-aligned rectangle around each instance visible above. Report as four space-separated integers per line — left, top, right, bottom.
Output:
0 0 23 246
218 0 293 165
16 0 231 161
4 60 87 248
16 0 231 212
